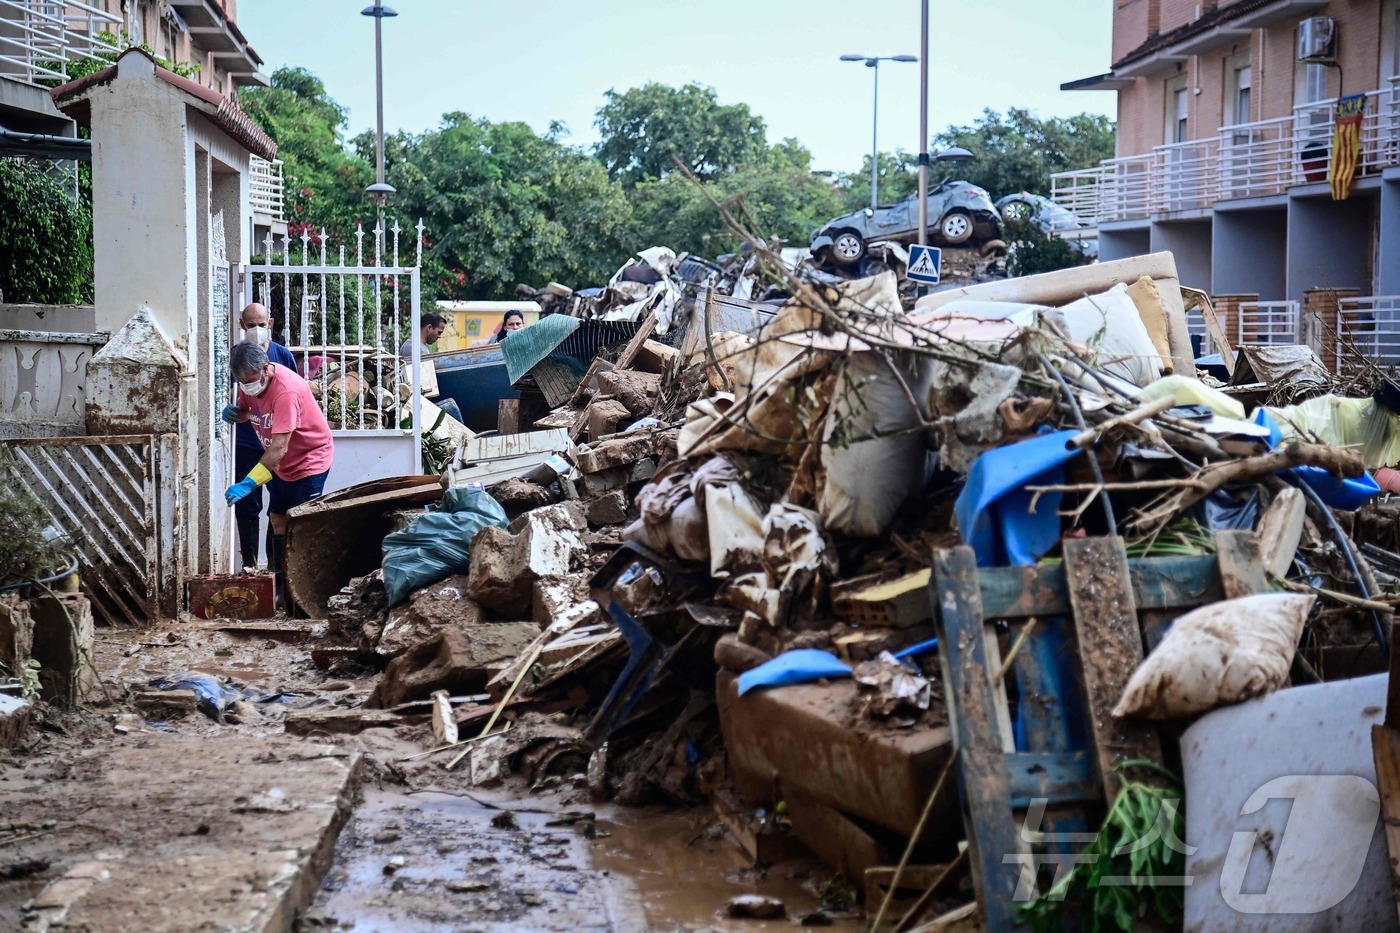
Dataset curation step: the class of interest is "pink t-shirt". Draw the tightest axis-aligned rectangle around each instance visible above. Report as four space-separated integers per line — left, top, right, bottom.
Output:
237 363 334 481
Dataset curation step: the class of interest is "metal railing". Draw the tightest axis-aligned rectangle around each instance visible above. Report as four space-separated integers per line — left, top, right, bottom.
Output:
1049 166 1106 227
249 156 285 221
1332 296 1400 373
1100 154 1154 223
1049 75 1400 222
1238 300 1301 346
0 0 119 86
1218 116 1294 200
1154 137 1218 213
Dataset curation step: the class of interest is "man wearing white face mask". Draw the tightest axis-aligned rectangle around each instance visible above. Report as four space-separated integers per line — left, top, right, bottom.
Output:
223 341 333 610
230 303 298 570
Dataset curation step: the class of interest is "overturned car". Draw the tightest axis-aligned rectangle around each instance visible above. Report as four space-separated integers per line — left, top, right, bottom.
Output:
810 179 1001 265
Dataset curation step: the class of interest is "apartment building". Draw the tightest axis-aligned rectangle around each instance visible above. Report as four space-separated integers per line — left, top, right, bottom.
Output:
1053 0 1400 366
1 1 281 224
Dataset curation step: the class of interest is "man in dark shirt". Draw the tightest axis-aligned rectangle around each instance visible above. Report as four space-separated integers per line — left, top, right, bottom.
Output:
232 302 298 569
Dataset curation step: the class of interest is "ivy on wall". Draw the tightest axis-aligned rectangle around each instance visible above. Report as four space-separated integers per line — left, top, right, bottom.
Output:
0 160 93 304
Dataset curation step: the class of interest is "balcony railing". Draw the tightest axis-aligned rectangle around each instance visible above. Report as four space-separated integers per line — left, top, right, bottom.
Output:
1332 295 1400 373
1050 76 1400 225
1238 300 1301 346
0 0 119 87
249 156 285 222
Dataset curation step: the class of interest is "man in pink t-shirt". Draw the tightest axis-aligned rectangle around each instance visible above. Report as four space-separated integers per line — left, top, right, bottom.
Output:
222 341 335 609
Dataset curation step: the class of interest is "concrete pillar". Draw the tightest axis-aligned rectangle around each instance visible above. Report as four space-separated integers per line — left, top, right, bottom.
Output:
1149 220 1213 294
1286 195 1373 302
1212 209 1287 300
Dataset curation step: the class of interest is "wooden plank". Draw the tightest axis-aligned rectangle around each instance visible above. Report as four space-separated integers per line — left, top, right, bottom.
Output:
1062 536 1165 800
982 624 1015 754
1386 635 1400 730
975 555 1221 620
1213 529 1268 597
614 311 658 371
1373 724 1400 925
566 357 612 407
930 547 1029 932
1006 751 1097 807
497 399 520 435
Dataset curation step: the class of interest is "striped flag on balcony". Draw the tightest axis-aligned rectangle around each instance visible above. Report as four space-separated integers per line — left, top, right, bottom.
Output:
1329 94 1366 200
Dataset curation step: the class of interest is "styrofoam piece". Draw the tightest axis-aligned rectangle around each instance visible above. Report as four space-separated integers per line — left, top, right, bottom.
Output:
1180 673 1397 932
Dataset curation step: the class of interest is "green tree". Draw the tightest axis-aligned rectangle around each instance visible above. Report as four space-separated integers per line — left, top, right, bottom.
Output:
835 150 921 211
375 114 635 300
1004 217 1093 277
239 67 374 245
594 82 767 186
933 108 1115 198
0 160 92 303
629 138 843 256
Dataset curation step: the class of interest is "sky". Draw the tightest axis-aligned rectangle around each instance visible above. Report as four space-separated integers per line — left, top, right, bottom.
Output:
237 0 1117 174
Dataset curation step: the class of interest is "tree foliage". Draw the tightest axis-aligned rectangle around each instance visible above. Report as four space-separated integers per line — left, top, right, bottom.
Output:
835 150 921 211
374 114 635 300
630 138 843 255
240 67 374 245
934 108 1115 197
594 82 767 186
0 160 92 303
1004 217 1094 277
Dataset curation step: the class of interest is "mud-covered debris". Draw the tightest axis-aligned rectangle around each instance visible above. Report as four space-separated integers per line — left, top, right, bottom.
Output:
727 894 786 919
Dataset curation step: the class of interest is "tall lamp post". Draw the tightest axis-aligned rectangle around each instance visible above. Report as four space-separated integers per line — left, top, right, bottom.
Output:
840 52 917 210
362 0 398 220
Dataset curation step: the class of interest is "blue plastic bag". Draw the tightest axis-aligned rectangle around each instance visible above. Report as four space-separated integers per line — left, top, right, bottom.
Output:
955 429 1081 567
381 487 510 606
737 649 853 695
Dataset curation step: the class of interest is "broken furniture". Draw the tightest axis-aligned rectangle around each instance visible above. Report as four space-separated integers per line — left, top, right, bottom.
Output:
929 530 1269 930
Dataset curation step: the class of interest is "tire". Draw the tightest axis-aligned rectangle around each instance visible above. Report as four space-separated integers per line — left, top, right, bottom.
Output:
938 210 974 245
829 230 867 265
1000 200 1032 223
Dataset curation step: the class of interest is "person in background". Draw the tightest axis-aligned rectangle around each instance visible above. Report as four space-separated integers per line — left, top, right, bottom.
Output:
232 302 298 571
400 312 447 358
492 308 526 342
223 342 335 610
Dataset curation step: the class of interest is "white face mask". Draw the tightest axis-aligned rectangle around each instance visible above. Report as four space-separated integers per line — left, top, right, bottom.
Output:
241 325 271 348
239 374 269 396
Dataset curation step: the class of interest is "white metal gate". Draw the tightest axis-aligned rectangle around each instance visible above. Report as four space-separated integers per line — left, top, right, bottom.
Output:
2 434 173 626
238 220 423 495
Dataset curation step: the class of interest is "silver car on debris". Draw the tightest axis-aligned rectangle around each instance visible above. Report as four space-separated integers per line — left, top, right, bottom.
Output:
810 180 1002 265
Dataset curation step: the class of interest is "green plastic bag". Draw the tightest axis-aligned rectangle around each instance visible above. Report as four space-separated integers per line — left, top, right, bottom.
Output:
381 486 509 606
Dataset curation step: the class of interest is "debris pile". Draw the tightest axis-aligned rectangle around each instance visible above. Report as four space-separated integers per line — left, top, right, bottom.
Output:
291 244 1400 929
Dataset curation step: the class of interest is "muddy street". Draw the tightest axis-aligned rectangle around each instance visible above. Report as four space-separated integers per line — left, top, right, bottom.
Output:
0 622 858 932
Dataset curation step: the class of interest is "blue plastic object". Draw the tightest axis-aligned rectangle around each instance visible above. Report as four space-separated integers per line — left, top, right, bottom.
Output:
892 638 939 661
955 429 1082 567
737 649 853 696
1253 409 1381 510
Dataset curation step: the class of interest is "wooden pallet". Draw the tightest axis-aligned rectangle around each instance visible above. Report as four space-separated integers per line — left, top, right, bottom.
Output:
928 529 1267 930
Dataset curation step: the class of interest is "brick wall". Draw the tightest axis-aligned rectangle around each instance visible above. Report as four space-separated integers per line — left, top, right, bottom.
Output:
1303 286 1362 371
1109 0 1390 159
1209 293 1258 346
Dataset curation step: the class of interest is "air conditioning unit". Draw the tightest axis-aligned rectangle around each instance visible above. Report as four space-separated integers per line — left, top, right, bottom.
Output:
1298 17 1336 63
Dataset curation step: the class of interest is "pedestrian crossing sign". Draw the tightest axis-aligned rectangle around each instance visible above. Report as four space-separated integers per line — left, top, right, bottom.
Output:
907 244 942 285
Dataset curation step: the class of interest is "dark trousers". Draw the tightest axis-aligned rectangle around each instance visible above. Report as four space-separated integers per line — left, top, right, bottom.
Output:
234 445 267 568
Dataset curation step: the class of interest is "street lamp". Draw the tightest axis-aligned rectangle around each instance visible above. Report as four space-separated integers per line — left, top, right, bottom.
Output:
361 1 398 218
841 52 917 210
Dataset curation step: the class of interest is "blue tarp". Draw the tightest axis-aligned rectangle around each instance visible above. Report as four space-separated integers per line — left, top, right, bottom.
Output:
955 429 1082 567
737 649 852 695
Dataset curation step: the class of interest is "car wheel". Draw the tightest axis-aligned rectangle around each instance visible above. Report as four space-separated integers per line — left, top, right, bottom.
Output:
938 210 974 245
830 230 866 265
1000 200 1032 223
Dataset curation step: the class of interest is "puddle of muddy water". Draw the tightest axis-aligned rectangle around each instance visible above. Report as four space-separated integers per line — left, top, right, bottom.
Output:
592 806 860 931
308 787 860 932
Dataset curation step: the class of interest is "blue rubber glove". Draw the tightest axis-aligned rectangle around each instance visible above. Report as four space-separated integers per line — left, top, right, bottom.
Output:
225 477 259 505
221 404 244 424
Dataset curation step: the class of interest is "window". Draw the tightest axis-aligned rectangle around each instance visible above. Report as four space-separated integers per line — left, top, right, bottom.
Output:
1165 74 1189 144
1382 0 1400 85
1297 61 1328 105
1226 50 1252 126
